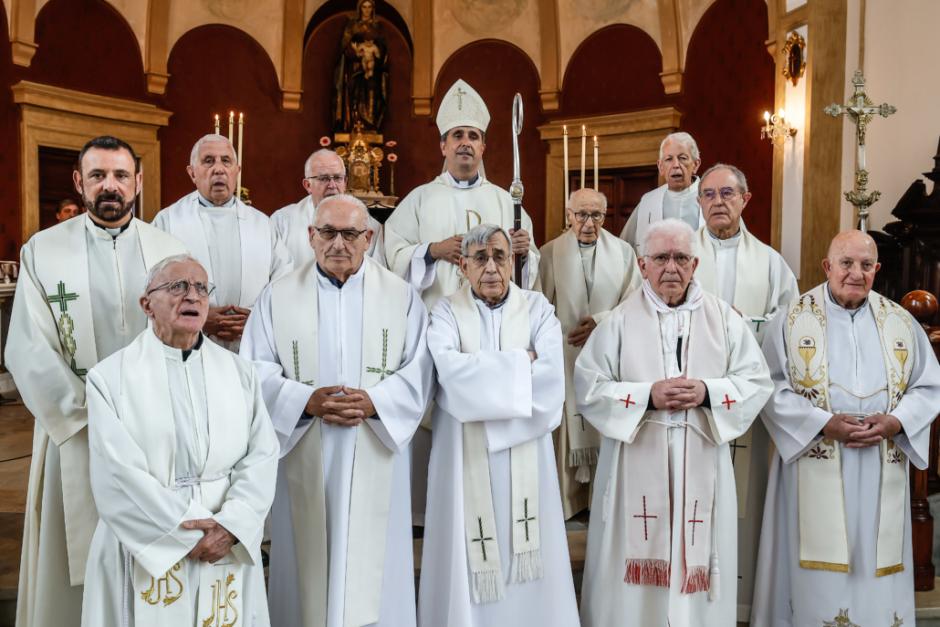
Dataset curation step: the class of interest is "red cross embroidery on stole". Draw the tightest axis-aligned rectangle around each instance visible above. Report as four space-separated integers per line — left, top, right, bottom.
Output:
687 500 704 546
722 394 736 410
621 395 636 408
633 495 657 541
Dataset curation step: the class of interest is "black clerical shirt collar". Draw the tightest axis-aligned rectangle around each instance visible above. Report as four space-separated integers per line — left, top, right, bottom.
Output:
471 288 510 310
90 216 133 238
181 333 204 362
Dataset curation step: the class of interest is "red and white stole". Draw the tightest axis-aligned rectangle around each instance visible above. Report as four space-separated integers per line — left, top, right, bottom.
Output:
613 282 727 595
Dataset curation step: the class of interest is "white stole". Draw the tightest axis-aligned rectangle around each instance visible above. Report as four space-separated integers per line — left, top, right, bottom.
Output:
693 223 769 518
785 285 914 576
613 283 726 596
449 283 542 603
272 258 409 627
634 180 703 252
31 216 184 584
552 230 627 480
163 191 272 306
115 329 251 627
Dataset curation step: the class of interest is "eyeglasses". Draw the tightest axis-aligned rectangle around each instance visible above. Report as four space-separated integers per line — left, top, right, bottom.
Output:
700 187 743 202
646 253 693 268
305 174 346 185
313 226 367 242
146 279 215 298
465 250 511 267
571 211 605 223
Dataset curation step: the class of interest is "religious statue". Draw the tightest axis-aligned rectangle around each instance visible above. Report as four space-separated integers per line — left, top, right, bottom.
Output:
333 0 389 133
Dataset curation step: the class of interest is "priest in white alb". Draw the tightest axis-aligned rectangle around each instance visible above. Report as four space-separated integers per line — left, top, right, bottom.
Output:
6 136 186 627
82 254 278 626
751 231 940 627
691 163 797 620
575 219 772 626
240 194 433 627
538 187 641 519
154 134 292 350
620 132 704 253
272 148 386 266
419 224 580 627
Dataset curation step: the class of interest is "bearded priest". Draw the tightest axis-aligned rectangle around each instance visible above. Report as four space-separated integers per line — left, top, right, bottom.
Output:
538 187 641 519
751 230 940 627
419 223 579 627
575 218 772 626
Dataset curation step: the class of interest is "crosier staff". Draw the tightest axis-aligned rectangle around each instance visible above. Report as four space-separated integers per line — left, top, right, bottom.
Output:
510 93 524 286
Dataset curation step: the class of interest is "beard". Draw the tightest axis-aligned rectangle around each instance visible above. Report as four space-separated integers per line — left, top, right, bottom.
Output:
84 191 135 223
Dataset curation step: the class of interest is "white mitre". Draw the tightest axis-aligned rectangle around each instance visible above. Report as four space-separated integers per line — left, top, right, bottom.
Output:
436 79 490 135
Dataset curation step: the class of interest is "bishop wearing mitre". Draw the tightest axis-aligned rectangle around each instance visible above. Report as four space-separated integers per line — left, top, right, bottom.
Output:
240 194 433 627
575 218 772 626
538 187 641 518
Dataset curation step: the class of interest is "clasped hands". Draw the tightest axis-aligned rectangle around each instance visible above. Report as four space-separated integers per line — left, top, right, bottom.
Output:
650 376 707 411
823 413 902 448
306 385 376 427
182 518 236 563
204 305 250 342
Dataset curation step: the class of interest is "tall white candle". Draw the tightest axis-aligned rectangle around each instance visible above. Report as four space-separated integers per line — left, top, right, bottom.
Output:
214 114 220 135
580 125 586 189
237 112 244 197
563 125 569 209
593 136 599 191
228 111 234 143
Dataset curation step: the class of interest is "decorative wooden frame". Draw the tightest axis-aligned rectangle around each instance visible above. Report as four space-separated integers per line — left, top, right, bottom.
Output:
12 81 172 242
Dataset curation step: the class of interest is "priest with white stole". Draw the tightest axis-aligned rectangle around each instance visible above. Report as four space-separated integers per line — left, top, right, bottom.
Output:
154 133 292 350
271 148 386 267
620 132 704 253
6 135 187 627
420 223 580 627
575 218 773 627
538 187 641 519
751 230 940 627
691 163 797 620
82 254 279 627
240 193 433 627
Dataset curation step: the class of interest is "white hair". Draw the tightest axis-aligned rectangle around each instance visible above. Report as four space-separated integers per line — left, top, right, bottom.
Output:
699 162 749 194
189 134 237 168
642 218 695 257
143 254 204 295
461 223 511 256
659 132 700 162
304 148 346 178
566 187 608 210
315 193 369 228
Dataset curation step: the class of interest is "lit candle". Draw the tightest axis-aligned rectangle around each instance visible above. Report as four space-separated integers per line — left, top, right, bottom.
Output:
237 112 244 197
580 125 586 189
763 111 771 122
228 111 234 143
563 125 569 209
214 113 220 135
593 136 599 191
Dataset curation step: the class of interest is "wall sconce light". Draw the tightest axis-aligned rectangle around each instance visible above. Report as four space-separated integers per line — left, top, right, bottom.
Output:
761 109 797 145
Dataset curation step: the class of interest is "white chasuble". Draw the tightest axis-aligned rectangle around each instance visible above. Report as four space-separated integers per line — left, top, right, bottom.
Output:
574 281 772 627
240 257 432 627
81 328 279 627
419 288 580 627
752 284 940 627
538 228 641 519
384 174 540 311
619 180 703 253
272 195 387 268
7 215 185 627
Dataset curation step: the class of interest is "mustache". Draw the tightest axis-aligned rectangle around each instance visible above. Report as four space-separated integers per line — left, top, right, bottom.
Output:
94 192 125 207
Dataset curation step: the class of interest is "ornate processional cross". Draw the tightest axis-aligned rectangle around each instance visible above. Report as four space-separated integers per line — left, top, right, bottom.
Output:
633 495 657 541
824 70 897 232
515 497 537 542
366 329 395 380
471 517 494 561
687 499 704 546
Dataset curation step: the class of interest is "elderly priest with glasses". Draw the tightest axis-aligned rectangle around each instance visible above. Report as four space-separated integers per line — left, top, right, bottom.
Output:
419 223 579 627
241 193 433 627
575 218 772 627
81 254 279 627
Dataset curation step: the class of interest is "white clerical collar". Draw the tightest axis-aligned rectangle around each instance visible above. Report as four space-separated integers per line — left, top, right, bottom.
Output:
642 279 705 313
824 283 869 318
197 193 237 209
444 170 483 189
160 331 205 363
315 260 366 290
84 214 134 240
665 177 699 200
707 227 742 249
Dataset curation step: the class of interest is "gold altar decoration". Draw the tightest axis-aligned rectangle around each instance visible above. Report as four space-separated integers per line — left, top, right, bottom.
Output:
761 109 797 145
782 32 806 87
334 120 398 207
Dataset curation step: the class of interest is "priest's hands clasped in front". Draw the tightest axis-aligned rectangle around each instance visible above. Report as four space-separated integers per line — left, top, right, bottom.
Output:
823 412 903 448
650 376 707 411
304 384 376 426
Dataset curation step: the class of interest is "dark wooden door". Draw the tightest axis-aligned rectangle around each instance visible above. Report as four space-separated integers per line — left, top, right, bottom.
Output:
569 165 658 236
39 147 80 230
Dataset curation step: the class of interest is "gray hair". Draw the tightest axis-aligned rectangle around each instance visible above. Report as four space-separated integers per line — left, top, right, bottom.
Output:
659 132 700 162
315 193 369 228
143 254 204 295
642 218 695 257
304 148 346 178
189 134 237 168
461 223 511 256
566 187 608 210
698 162 749 194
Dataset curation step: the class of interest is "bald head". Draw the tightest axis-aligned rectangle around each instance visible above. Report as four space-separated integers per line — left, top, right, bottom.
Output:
303 149 348 204
823 230 881 309
566 188 608 244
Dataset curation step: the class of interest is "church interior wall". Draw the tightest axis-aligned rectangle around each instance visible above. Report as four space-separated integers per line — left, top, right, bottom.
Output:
0 2 20 260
